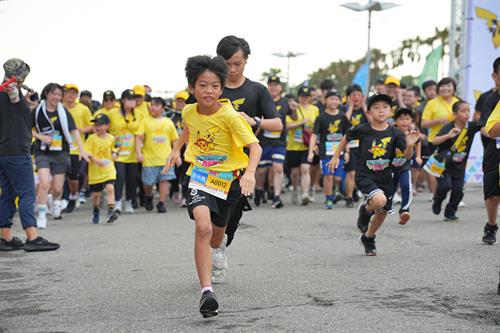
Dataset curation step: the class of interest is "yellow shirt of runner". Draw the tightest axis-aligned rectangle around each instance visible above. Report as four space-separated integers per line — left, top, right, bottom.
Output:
182 103 258 174
486 100 500 135
67 103 92 155
94 107 118 119
286 104 319 151
422 95 459 142
134 101 151 121
138 117 178 167
108 108 142 163
84 133 116 185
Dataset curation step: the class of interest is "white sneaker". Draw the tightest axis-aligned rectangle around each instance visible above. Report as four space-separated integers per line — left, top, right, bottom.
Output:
114 200 123 214
308 189 316 203
125 200 135 214
46 195 54 216
75 197 81 210
52 200 62 219
60 199 68 211
211 269 226 284
37 214 47 229
428 195 434 202
212 235 228 284
458 201 466 208
393 192 402 204
79 192 86 204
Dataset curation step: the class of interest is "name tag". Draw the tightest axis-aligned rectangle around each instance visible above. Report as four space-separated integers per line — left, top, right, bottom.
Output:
264 130 281 139
348 140 359 148
325 141 341 156
188 166 235 200
49 131 63 151
294 128 303 143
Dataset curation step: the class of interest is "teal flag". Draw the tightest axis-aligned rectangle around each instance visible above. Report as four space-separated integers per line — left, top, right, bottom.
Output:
418 45 443 86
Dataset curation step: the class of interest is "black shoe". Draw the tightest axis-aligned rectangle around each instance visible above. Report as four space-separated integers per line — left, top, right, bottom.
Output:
157 202 167 213
357 202 372 233
432 199 441 215
65 199 76 213
346 198 354 208
0 236 24 251
254 189 264 207
131 199 139 209
482 223 498 245
23 237 60 252
271 197 284 209
199 290 219 318
105 210 119 224
360 234 377 256
145 196 154 211
138 193 145 207
444 214 459 222
267 191 274 202
353 190 360 203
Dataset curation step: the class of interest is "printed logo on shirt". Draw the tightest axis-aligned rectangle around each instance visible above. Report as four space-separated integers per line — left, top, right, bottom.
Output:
352 114 362 127
328 120 341 134
276 105 282 112
195 155 227 168
391 148 407 167
369 137 392 159
219 97 245 111
195 127 220 153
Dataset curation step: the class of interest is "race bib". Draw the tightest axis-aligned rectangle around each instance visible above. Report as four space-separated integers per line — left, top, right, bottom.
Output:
153 135 167 144
264 130 281 139
188 166 235 200
348 140 359 148
325 141 341 156
99 159 112 168
423 155 446 177
294 128 304 143
49 131 63 151
118 134 134 156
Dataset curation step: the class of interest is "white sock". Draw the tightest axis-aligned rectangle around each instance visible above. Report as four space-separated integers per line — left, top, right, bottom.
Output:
38 204 47 217
69 194 78 200
201 286 213 295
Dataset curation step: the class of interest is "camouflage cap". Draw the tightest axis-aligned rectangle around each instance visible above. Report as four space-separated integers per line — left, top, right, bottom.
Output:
3 58 30 82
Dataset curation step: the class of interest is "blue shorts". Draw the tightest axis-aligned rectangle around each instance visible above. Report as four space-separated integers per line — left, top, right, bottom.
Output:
259 145 286 168
141 166 176 185
320 157 344 177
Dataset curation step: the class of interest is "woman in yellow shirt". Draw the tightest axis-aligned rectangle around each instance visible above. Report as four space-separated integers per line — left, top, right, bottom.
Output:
108 89 142 214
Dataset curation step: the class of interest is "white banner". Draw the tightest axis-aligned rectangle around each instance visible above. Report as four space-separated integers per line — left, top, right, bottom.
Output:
463 0 500 183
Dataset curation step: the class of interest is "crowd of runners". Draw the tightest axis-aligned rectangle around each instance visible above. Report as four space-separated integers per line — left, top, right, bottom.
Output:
1 36 499 318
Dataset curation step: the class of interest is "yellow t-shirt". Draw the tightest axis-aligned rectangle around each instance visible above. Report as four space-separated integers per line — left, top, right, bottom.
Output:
486 100 500 135
108 108 142 163
67 103 92 155
94 107 118 119
84 133 116 185
134 101 151 121
182 103 258 174
138 117 179 167
422 96 459 142
286 104 320 151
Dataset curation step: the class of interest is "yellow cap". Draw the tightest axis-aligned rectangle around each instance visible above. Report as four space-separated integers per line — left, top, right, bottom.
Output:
132 84 146 97
64 83 79 92
384 76 400 87
175 91 189 101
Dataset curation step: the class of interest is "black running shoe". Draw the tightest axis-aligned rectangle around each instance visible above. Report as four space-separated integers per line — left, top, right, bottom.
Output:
444 214 459 222
106 211 119 224
360 234 377 256
145 196 154 211
23 237 60 252
432 199 441 215
157 202 167 213
357 202 372 233
482 223 498 245
199 290 219 318
345 198 354 208
271 197 284 209
0 237 24 251
65 199 76 213
132 199 139 209
254 189 264 207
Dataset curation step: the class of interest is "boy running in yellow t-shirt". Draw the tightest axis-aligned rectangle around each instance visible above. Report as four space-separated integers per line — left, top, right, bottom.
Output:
84 114 119 224
163 55 261 318
137 97 179 213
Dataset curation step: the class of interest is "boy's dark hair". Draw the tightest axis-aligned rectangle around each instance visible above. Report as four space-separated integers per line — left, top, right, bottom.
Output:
407 86 421 97
320 79 335 91
493 57 500 74
216 35 251 60
185 55 227 88
400 82 407 89
437 77 457 92
452 100 466 113
422 80 437 91
151 97 166 107
41 83 63 100
394 108 415 121
346 84 363 97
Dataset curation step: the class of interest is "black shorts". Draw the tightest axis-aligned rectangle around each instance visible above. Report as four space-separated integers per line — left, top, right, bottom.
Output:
67 155 81 180
483 169 500 200
356 175 394 213
89 180 115 193
286 150 309 169
182 176 242 228
343 148 359 172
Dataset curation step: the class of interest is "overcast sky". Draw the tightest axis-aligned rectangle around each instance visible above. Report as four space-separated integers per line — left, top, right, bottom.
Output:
1 0 450 98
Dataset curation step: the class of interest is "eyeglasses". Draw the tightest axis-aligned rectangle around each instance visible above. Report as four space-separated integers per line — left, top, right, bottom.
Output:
104 98 114 102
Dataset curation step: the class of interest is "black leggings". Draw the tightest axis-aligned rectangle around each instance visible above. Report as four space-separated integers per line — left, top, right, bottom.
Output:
115 162 139 201
434 173 464 217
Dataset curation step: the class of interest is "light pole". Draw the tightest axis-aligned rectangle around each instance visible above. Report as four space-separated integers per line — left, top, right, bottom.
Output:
272 51 306 93
341 1 399 93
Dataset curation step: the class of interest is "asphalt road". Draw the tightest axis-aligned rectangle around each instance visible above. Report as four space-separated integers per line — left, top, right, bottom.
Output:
1 185 499 332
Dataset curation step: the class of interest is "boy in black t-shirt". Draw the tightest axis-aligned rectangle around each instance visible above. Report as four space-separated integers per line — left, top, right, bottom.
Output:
431 101 480 221
308 91 350 209
328 94 419 256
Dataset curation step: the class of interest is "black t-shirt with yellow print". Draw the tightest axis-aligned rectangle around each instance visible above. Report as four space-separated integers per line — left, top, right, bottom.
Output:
313 111 350 159
259 97 292 147
346 123 407 185
32 108 77 154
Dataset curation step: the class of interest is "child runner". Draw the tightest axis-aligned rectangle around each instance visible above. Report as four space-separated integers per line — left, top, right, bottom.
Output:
137 97 178 213
392 108 422 225
308 90 350 209
84 114 119 224
162 55 261 318
328 94 418 256
431 101 480 221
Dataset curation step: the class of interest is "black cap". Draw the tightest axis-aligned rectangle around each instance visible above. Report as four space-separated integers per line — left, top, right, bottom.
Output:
91 113 110 125
297 86 311 96
80 90 92 98
367 94 392 109
121 89 135 99
325 90 340 99
103 90 116 100
267 76 281 84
